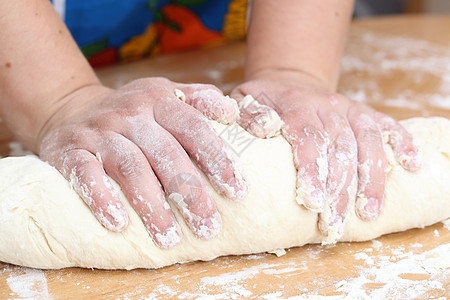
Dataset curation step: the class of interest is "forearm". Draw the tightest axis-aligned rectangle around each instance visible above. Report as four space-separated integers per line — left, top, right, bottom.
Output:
245 0 354 91
0 0 101 151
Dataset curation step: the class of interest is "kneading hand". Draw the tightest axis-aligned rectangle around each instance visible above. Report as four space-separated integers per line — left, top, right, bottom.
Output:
38 78 248 248
231 78 420 240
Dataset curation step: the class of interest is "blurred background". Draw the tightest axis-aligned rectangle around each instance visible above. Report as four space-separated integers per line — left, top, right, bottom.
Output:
355 0 450 17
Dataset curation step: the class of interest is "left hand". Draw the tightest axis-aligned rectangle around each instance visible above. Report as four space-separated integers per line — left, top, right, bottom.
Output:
38 78 248 248
231 78 421 240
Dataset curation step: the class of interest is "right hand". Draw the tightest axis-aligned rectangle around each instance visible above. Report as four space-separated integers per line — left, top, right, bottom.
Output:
231 77 421 240
38 78 249 249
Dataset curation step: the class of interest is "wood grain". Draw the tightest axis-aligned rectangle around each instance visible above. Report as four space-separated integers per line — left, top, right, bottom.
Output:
1 15 449 298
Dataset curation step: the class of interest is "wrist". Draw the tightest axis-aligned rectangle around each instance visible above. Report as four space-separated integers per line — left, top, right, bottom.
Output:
36 84 112 153
244 67 335 92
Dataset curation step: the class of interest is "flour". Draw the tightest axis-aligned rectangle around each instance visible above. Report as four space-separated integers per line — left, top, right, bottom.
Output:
341 29 450 110
6 268 49 299
354 252 375 265
337 243 450 298
371 239 382 249
194 262 302 298
3 240 447 299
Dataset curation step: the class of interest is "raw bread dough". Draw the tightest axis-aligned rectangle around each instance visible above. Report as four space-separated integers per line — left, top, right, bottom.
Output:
0 117 449 270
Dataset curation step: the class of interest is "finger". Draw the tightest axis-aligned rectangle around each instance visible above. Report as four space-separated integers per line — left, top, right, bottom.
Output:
374 112 421 171
121 78 240 124
280 108 328 212
348 109 387 221
175 83 239 124
100 133 182 249
318 112 358 242
61 149 129 232
155 96 249 202
126 118 222 240
231 93 282 139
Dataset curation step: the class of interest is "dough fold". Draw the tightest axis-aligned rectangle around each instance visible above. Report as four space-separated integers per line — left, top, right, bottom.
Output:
0 117 449 270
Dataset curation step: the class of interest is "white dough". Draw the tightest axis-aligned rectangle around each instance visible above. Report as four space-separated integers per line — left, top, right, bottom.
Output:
0 117 449 270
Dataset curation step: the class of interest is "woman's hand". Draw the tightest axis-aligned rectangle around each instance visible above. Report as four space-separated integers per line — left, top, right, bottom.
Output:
232 78 420 240
38 78 248 249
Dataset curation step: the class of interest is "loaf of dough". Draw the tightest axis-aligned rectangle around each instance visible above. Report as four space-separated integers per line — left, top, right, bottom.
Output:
0 117 449 270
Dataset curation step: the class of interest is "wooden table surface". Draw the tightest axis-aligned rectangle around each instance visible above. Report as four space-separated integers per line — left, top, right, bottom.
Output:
1 15 449 299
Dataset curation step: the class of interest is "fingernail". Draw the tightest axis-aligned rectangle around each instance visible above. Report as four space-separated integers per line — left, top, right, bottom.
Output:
247 110 282 138
318 196 345 244
210 148 250 202
174 89 186 102
154 223 182 249
237 95 282 138
220 96 239 124
295 177 324 212
399 149 421 171
356 196 380 221
216 173 249 202
227 171 249 202
194 211 222 240
319 218 345 245
102 203 129 231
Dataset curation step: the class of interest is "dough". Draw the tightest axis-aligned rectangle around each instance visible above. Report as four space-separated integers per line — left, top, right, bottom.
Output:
0 117 449 270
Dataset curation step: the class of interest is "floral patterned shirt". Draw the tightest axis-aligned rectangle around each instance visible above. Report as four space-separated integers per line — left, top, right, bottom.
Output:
51 0 249 67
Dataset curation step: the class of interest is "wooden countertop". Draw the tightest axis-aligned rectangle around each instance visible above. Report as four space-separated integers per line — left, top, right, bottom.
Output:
1 15 449 298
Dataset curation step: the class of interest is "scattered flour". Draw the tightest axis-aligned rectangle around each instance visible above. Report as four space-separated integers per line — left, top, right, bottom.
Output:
6 268 49 299
2 242 447 299
337 243 450 298
371 239 382 249
354 252 375 265
1 28 449 300
341 29 450 111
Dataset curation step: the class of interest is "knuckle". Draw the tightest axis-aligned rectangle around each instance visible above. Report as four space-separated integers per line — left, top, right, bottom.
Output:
194 83 217 92
72 128 98 147
116 154 146 179
283 89 304 100
333 133 357 162
153 143 183 166
151 77 172 85
62 150 94 176
302 125 327 145
358 126 382 144
327 93 347 105
328 111 347 126
126 77 172 89
302 124 323 137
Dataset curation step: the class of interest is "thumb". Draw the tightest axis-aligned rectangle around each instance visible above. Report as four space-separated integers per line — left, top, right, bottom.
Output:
230 90 282 139
175 83 239 125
